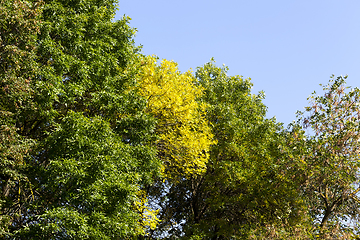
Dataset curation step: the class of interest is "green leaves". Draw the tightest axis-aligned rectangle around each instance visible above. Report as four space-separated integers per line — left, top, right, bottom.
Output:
150 61 308 239
0 0 42 237
30 112 156 238
2 0 360 238
0 0 160 238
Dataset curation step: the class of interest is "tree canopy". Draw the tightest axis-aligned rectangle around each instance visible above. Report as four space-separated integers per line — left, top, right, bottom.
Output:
1 0 160 238
137 56 214 180
1 0 360 239
295 76 360 238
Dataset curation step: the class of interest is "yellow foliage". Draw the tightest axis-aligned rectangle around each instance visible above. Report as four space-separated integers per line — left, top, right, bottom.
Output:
133 190 160 234
138 56 215 179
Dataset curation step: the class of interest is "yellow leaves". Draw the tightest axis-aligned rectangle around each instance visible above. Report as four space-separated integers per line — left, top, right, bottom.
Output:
160 122 213 175
133 190 160 234
137 56 215 179
139 57 200 121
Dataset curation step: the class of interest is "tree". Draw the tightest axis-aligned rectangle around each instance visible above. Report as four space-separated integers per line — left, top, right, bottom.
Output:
296 76 360 238
137 56 214 180
151 60 308 239
0 0 42 235
133 56 216 238
1 0 161 238
6 0 360 239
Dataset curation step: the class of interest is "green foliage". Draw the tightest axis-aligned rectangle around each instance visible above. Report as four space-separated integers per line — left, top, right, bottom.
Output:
2 0 360 238
0 0 160 238
150 60 308 239
0 0 41 236
25 112 158 238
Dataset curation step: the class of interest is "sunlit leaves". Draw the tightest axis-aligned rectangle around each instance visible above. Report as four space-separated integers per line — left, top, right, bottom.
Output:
3 0 360 238
138 56 215 179
0 0 160 238
133 190 160 235
150 60 309 239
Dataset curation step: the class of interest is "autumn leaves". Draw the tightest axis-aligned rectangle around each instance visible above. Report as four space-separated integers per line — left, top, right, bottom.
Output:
137 57 215 179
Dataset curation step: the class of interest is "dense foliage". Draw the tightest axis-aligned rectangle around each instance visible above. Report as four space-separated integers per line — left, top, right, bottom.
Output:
1 0 360 239
1 0 160 238
137 56 214 180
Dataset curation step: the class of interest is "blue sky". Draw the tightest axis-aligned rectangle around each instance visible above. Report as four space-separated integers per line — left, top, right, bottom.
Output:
115 1 360 126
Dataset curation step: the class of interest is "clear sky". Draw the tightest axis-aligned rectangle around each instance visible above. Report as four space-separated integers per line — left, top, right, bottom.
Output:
115 0 360 126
